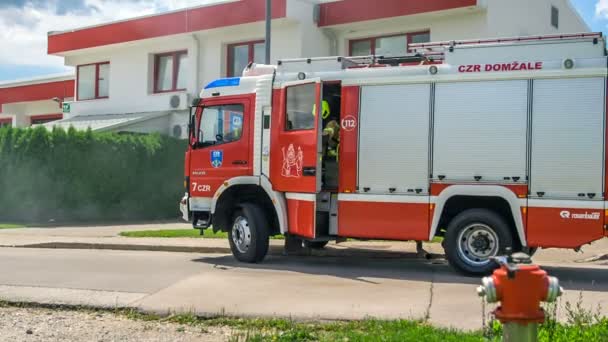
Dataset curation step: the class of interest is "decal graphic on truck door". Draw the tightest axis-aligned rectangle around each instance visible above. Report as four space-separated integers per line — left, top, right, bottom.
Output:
281 144 303 178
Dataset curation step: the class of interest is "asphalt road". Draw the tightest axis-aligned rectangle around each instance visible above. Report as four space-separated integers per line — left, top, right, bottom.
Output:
0 246 606 331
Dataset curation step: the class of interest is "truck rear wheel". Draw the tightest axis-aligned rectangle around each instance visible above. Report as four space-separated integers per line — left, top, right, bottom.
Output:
228 203 269 263
444 209 513 276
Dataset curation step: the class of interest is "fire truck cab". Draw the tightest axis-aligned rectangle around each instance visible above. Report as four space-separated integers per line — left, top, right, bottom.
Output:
182 33 608 275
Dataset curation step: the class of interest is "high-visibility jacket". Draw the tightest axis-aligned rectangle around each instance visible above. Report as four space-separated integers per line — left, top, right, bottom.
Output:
313 100 331 120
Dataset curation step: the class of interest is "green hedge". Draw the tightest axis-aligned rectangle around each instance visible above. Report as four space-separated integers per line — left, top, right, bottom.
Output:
0 126 186 223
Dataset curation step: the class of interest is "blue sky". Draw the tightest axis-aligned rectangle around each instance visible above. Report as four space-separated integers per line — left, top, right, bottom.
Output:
0 0 605 82
0 0 216 82
572 0 605 33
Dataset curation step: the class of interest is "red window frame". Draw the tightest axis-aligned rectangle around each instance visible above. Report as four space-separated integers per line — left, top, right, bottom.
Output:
226 40 265 77
30 114 63 125
348 31 430 56
76 61 110 101
153 50 188 93
0 118 12 127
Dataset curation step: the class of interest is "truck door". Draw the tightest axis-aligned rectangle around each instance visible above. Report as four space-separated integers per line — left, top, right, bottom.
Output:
270 79 322 238
527 77 605 248
189 96 253 206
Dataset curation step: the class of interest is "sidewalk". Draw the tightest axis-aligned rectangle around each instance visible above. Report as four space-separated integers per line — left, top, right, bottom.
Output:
0 222 440 258
0 222 606 265
0 223 606 331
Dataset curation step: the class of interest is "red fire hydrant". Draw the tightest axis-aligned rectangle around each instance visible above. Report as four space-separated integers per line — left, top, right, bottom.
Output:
477 252 563 342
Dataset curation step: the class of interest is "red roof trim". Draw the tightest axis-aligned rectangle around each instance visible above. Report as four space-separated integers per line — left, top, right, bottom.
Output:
0 80 74 113
30 113 64 124
48 0 287 54
318 0 478 27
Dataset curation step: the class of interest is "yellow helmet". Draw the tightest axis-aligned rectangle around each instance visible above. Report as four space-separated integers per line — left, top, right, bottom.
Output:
313 100 331 120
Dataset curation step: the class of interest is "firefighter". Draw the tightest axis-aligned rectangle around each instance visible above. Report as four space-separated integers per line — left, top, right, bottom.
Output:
313 100 332 120
313 99 340 187
323 120 340 159
312 100 337 154
312 100 340 158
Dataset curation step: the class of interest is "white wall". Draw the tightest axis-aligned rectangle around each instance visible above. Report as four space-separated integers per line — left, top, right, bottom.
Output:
287 0 331 58
328 0 588 57
196 19 301 86
2 100 64 127
329 8 488 56
64 19 303 120
64 35 198 117
486 0 589 37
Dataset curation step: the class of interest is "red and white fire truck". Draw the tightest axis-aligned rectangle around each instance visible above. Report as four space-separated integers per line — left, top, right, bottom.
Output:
181 33 608 275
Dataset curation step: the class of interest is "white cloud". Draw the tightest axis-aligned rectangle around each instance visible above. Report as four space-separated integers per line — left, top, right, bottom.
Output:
0 0 223 71
596 0 608 18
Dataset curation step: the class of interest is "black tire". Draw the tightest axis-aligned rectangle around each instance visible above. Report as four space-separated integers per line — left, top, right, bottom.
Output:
228 203 270 263
444 209 514 276
304 241 328 249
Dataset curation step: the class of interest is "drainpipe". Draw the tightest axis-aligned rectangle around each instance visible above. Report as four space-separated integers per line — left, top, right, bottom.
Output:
322 28 338 56
265 0 272 64
191 34 200 96
313 2 338 57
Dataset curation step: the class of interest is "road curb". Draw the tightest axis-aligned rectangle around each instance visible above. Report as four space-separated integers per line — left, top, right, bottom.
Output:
14 242 234 254
575 253 608 263
8 241 445 260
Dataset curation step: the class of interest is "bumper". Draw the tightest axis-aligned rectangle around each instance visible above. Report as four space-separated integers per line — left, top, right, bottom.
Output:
179 194 189 222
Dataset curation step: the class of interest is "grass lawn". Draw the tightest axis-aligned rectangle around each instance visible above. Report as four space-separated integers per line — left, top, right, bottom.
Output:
431 236 443 243
2 296 606 342
120 229 227 239
119 229 284 240
0 224 25 229
120 229 443 244
154 312 608 342
229 319 488 342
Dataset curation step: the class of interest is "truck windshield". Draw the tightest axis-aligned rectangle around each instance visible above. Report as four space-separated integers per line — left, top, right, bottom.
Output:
198 104 244 147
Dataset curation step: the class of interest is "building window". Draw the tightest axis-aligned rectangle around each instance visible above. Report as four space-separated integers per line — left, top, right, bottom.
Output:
349 31 431 57
227 40 265 77
30 114 63 125
77 62 110 100
551 6 559 29
154 51 188 93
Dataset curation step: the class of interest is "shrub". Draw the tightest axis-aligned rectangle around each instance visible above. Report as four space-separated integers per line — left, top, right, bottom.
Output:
0 126 186 223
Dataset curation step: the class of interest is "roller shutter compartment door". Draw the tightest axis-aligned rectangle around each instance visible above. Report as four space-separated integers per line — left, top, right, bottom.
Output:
358 84 431 194
433 80 528 182
530 77 605 199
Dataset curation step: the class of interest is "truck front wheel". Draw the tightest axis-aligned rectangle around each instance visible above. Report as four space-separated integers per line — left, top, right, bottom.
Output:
444 209 513 276
228 203 270 263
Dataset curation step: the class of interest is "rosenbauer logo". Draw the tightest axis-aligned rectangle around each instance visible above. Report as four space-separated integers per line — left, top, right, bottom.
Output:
559 210 601 220
458 61 543 73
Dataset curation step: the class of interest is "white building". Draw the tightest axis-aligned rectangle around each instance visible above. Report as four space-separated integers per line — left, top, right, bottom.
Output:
39 0 587 138
0 73 74 128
